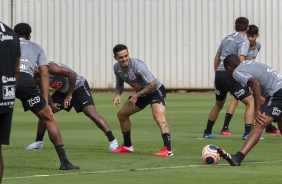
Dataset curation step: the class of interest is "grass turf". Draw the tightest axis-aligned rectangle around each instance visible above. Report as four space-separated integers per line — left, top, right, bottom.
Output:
3 92 282 183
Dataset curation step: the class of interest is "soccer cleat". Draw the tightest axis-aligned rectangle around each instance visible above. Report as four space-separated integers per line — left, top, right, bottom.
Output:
110 144 134 153
217 148 241 166
220 130 231 136
24 141 43 149
59 163 80 170
109 139 119 151
154 146 174 156
242 133 265 140
266 129 281 134
265 124 280 134
203 133 217 139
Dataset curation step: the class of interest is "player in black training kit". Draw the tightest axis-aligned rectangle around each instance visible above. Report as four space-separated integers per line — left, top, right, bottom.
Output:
0 21 20 183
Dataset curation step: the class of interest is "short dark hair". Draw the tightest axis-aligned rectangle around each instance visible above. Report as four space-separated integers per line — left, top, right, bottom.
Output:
247 25 259 35
113 44 128 56
223 54 240 69
235 17 249 32
14 23 32 38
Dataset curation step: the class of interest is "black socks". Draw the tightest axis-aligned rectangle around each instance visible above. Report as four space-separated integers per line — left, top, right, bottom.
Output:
122 131 132 147
35 131 45 142
162 133 171 151
205 120 215 134
55 144 70 164
235 151 245 162
245 124 252 134
222 113 233 130
105 131 115 142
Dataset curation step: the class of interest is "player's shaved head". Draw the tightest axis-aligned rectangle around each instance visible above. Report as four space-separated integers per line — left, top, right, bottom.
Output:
14 23 32 39
224 54 240 70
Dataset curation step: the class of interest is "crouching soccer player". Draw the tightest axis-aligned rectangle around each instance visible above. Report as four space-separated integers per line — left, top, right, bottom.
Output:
111 44 173 156
24 62 119 151
217 54 282 166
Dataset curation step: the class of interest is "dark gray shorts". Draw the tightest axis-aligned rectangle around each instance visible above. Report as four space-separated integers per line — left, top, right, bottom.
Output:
16 73 46 114
52 80 95 113
261 88 282 121
214 71 251 101
130 85 166 109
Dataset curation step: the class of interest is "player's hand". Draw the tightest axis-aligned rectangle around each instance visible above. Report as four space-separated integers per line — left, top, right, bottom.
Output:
129 93 138 107
114 95 121 107
254 111 266 125
51 103 61 113
64 95 72 108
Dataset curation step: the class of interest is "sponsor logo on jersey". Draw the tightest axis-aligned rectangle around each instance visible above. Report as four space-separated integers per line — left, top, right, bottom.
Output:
0 32 13 41
27 96 40 107
50 81 62 89
2 76 16 83
234 89 245 98
0 101 14 108
272 107 281 116
2 85 15 100
128 70 136 80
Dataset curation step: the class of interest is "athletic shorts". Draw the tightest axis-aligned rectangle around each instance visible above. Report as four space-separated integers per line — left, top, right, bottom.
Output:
52 80 94 113
214 71 251 101
0 111 13 145
261 88 282 121
130 85 166 109
16 72 46 114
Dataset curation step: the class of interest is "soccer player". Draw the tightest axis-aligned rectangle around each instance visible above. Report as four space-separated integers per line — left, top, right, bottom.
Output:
110 44 173 156
220 25 280 135
24 62 119 151
203 17 256 140
0 21 20 183
14 23 79 170
217 54 282 166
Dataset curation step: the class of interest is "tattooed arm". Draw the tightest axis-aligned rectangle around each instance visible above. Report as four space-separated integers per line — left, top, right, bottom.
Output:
135 80 158 97
129 80 158 107
115 83 124 96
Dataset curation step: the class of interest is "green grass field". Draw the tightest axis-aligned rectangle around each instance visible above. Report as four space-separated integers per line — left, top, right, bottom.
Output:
3 92 282 184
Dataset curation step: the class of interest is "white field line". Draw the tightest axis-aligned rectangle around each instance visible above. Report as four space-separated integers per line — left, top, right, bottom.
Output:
4 159 282 180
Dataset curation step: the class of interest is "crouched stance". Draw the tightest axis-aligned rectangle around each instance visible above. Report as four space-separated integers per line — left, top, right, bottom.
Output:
111 44 173 156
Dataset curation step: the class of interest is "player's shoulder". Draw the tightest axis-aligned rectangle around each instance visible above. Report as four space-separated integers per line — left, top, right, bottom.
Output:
22 39 44 50
222 32 246 42
130 58 143 63
235 33 248 42
113 62 121 71
113 61 119 68
256 42 261 48
130 58 145 66
49 61 63 67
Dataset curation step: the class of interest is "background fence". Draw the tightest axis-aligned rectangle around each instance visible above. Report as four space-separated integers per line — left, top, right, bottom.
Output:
1 0 282 89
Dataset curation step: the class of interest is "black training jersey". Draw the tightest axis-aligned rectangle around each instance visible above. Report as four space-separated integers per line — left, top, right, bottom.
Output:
0 22 21 113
